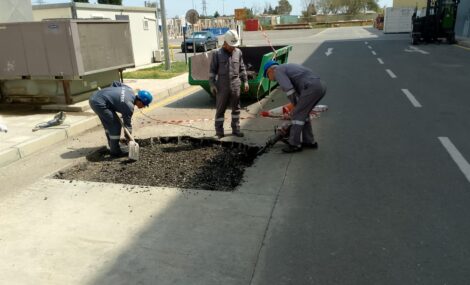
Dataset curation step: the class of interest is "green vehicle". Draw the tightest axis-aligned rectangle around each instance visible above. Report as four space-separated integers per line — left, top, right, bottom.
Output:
411 0 460 45
188 45 293 99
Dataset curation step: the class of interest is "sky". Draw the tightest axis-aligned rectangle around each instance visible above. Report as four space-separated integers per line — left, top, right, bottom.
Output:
36 0 394 18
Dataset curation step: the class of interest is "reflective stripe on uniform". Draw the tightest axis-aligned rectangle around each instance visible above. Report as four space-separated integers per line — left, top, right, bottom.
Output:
109 135 121 139
215 118 225 122
286 89 296 95
231 114 240 119
292 120 305 125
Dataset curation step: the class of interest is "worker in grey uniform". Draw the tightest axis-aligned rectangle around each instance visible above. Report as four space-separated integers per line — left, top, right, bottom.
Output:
209 29 249 138
263 60 327 153
89 81 153 157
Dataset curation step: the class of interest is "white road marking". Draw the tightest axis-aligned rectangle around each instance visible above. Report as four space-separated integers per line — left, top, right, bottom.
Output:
377 58 384 64
439 137 470 184
401 89 422 108
404 46 430 55
371 51 377 55
386 69 397 78
368 45 372 49
325 48 333 56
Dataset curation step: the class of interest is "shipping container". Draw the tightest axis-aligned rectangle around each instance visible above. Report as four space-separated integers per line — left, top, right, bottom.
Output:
384 7 414 33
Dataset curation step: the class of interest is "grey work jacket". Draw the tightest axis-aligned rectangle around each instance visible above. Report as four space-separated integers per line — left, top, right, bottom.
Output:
274 63 320 97
209 48 248 91
91 84 135 132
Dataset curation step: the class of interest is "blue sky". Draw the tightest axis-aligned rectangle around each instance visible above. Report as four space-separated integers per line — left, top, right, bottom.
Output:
37 0 394 18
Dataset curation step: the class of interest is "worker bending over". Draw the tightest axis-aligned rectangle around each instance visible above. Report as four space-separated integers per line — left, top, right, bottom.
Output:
263 60 327 153
209 29 249 139
89 81 152 157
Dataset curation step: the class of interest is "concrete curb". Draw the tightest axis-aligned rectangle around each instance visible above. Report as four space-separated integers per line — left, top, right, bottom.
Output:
0 81 192 169
456 37 470 49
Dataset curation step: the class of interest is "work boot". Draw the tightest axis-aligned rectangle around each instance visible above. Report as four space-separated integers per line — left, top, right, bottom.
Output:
110 151 128 158
232 131 244 137
282 144 302 153
302 142 318 149
216 133 225 139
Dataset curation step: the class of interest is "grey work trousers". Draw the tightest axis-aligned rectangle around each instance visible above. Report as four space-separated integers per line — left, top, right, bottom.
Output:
288 79 327 147
214 81 241 135
89 97 123 155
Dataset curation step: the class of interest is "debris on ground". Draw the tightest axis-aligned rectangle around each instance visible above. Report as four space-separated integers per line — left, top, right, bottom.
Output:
32 111 66 132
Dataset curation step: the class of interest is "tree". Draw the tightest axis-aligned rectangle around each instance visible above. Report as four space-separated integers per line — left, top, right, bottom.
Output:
97 0 122 5
245 7 255 19
315 0 379 15
276 0 292 15
301 0 317 16
214 11 220 18
73 0 89 2
316 0 342 14
265 4 276 15
366 0 379 12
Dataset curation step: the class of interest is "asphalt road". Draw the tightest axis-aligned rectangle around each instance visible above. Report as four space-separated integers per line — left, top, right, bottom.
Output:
249 29 470 284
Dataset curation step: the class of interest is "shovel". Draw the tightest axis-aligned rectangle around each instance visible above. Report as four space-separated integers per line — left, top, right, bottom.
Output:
118 117 139 161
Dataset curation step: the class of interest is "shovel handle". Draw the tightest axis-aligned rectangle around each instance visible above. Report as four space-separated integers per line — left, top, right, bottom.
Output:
117 116 135 142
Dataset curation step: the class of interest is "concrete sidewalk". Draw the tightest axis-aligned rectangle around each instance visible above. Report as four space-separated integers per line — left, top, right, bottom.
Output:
457 36 470 49
0 73 191 168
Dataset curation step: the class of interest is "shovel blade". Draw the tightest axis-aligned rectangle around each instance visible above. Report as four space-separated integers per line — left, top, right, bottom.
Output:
128 141 139 161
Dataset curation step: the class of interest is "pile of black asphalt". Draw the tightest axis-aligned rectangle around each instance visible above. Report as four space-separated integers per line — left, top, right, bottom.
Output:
55 136 260 191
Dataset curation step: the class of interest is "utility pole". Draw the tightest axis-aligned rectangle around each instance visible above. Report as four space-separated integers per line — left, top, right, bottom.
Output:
160 0 171 70
202 0 207 16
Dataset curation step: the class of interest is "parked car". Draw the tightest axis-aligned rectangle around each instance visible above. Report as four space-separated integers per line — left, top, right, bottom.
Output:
181 31 218 52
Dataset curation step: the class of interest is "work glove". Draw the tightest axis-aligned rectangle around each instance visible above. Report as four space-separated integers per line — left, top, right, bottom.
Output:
119 137 129 145
210 85 218 96
243 82 249 93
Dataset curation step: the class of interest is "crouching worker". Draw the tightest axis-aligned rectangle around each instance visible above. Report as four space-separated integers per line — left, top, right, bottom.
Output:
89 81 152 157
263 60 327 153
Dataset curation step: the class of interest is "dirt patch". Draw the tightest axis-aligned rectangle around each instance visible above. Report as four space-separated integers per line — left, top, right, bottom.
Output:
54 136 260 191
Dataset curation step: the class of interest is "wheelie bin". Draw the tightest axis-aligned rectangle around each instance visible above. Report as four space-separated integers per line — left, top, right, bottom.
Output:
188 45 293 99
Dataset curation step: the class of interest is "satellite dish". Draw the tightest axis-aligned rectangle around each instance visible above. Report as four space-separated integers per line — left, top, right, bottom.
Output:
185 9 199 25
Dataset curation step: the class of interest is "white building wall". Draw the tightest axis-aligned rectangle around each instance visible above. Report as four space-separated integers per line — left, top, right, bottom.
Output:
33 7 72 21
0 0 33 23
76 9 158 67
384 7 414 33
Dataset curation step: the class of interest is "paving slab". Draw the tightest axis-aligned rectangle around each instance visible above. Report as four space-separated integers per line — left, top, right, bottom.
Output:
0 176 278 285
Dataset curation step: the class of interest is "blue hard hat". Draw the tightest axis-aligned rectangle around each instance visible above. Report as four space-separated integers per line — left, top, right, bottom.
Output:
263 60 279 78
137 90 153 106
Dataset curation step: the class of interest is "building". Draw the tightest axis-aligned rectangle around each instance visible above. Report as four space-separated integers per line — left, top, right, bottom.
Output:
33 3 161 66
455 0 470 38
0 0 33 22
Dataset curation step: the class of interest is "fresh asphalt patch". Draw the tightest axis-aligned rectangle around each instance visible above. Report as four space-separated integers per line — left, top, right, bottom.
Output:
54 136 261 191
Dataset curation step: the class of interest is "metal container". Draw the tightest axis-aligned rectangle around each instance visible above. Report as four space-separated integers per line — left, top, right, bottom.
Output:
0 19 134 79
0 19 134 105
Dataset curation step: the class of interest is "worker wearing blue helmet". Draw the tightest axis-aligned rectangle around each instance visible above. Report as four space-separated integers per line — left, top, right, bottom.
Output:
89 81 153 157
263 60 327 153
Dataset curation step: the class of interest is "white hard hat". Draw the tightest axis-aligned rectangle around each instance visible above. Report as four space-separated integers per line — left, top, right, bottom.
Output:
224 29 240 47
